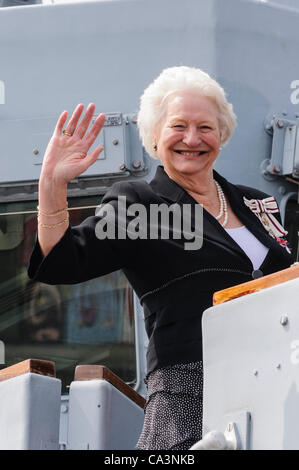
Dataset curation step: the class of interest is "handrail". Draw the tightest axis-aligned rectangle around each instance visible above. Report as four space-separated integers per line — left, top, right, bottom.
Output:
213 263 299 305
0 358 56 382
74 365 146 409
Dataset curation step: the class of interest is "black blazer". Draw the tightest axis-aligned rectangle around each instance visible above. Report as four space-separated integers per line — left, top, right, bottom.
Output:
28 166 293 374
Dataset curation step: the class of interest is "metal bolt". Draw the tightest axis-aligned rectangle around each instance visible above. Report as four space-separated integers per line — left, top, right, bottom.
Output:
97 404 101 408
276 363 281 369
276 119 284 129
119 164 126 171
112 139 119 145
272 164 281 174
132 160 142 170
131 115 138 124
253 369 258 376
278 186 286 195
61 405 68 413
33 149 39 155
280 315 288 326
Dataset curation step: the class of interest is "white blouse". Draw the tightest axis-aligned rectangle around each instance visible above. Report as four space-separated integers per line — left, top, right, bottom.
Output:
225 225 269 270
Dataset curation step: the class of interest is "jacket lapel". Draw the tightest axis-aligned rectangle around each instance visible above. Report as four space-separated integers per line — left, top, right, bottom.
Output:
149 165 286 264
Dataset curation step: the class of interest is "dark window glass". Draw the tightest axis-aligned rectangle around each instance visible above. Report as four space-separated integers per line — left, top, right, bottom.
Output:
0 197 136 393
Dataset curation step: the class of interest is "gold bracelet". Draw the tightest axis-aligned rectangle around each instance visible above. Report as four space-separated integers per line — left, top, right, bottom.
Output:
37 203 68 217
38 213 69 229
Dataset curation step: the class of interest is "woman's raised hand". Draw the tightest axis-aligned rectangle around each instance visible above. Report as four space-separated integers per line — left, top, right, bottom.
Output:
41 103 105 185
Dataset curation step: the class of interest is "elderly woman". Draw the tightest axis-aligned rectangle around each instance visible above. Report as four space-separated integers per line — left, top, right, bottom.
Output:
28 66 292 450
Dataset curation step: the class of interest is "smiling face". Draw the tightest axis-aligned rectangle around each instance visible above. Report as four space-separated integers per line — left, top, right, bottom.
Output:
155 91 221 181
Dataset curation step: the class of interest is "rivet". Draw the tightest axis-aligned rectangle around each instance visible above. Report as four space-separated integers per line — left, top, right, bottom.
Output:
33 149 39 155
253 369 258 376
119 164 126 171
112 139 119 145
276 364 281 369
280 315 288 326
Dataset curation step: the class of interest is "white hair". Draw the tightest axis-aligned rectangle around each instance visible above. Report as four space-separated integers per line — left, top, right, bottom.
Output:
137 66 237 158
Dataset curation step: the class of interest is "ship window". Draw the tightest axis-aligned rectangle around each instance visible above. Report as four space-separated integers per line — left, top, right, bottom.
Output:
284 198 299 263
0 196 136 393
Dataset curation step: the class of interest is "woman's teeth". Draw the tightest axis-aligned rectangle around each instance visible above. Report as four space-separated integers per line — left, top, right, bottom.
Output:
175 150 206 156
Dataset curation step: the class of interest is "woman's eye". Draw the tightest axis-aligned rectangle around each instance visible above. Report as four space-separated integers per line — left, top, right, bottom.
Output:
200 126 212 131
173 125 185 129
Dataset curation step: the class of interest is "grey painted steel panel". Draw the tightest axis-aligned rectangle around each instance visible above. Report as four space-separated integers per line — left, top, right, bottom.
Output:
0 0 297 201
202 277 299 450
0 113 144 181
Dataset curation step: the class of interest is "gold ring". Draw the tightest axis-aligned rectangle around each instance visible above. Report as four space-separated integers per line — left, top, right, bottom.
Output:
63 130 73 137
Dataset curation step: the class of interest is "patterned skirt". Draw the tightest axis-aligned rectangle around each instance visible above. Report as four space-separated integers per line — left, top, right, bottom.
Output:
136 361 203 450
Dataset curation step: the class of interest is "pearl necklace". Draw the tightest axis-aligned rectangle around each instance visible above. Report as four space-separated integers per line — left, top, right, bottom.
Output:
215 181 228 227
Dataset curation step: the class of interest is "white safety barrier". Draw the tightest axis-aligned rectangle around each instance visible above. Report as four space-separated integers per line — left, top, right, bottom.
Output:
201 267 299 450
0 372 61 449
67 366 145 450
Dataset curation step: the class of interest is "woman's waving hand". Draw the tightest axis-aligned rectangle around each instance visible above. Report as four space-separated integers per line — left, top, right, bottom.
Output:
38 103 105 257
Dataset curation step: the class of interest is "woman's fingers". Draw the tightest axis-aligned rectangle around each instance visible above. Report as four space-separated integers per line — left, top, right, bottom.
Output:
52 105 105 163
63 103 85 136
75 103 96 139
54 110 68 137
85 145 104 167
84 113 106 148
78 145 104 173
